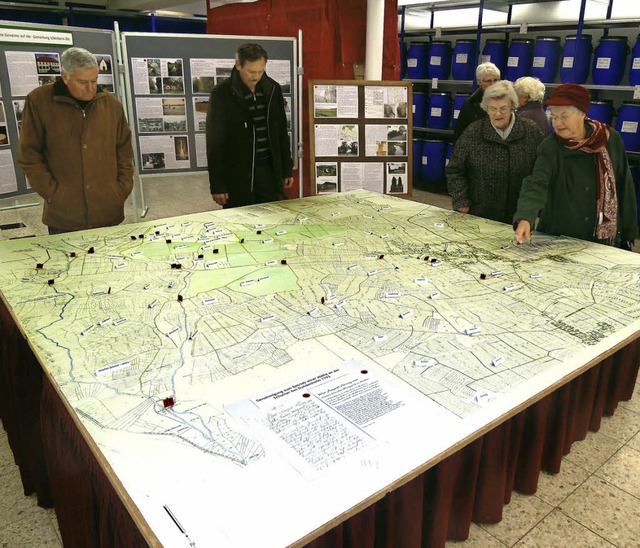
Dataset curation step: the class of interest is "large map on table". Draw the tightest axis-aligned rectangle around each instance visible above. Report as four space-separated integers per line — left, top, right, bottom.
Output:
1 190 639 544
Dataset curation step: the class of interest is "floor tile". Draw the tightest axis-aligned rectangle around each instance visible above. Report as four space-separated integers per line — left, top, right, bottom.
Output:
534 460 591 507
559 475 640 546
628 431 640 452
0 513 62 547
479 491 553 547
564 429 624 473
446 523 507 547
0 467 47 529
595 405 640 445
595 444 640 499
513 508 614 547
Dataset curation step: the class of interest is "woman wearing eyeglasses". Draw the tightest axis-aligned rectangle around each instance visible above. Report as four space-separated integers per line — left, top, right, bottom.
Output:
513 84 638 249
446 80 545 223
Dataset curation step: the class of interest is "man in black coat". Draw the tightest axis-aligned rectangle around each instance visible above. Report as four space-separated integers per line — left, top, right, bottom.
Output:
452 62 500 143
207 43 293 208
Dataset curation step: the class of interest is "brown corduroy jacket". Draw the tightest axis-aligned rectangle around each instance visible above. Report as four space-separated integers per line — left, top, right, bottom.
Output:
18 80 134 231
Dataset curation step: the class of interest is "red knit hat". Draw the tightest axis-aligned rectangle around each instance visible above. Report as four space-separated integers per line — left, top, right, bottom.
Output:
544 84 591 114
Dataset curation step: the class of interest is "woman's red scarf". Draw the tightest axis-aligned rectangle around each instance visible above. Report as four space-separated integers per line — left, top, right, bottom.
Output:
556 119 617 242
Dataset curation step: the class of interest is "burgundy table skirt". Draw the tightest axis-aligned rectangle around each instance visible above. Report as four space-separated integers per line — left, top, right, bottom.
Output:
1 296 638 547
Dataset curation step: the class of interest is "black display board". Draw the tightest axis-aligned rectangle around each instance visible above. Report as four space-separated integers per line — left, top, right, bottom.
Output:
121 32 298 176
0 20 119 200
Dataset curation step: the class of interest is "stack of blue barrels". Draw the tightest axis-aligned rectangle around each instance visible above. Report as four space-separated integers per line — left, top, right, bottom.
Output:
408 32 640 185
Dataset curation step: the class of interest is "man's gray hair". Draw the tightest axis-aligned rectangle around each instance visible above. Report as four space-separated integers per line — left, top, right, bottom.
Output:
60 47 98 75
480 80 518 111
475 62 500 82
514 76 545 102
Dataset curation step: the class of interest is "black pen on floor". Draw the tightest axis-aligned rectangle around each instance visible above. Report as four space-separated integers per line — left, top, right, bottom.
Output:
164 504 196 547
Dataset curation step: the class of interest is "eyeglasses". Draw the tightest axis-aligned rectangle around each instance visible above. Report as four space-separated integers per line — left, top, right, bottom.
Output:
487 106 511 114
547 111 576 123
481 78 499 85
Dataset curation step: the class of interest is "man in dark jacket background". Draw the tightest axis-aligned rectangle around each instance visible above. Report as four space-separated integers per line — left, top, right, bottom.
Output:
452 62 500 143
206 43 293 208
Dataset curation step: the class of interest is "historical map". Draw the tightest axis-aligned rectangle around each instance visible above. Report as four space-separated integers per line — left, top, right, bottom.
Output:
1 190 639 546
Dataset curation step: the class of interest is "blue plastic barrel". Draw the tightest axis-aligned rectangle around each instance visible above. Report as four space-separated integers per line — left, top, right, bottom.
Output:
413 91 428 128
428 92 452 129
592 36 629 85
561 34 592 84
445 143 453 167
421 140 448 184
630 35 640 85
506 39 534 81
428 41 452 80
531 36 561 83
615 102 640 152
452 93 470 127
587 100 613 125
482 39 508 77
407 43 429 79
452 39 477 80
412 139 425 183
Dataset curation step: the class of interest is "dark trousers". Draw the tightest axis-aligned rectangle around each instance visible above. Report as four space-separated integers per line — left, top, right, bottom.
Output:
225 162 284 209
47 227 76 235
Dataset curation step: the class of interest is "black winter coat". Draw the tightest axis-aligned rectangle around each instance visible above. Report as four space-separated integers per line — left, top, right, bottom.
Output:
446 116 544 224
206 67 293 207
452 87 487 142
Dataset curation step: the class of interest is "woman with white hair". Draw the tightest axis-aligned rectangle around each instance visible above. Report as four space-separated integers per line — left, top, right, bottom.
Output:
514 76 549 136
446 80 544 223
452 62 500 142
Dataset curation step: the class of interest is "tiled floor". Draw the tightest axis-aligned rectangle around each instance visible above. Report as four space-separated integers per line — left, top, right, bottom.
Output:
0 175 639 546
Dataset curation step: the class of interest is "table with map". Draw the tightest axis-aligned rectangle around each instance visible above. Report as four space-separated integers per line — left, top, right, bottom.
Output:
0 190 638 547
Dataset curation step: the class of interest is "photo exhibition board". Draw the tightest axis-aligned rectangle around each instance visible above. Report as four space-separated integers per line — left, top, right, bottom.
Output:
0 20 119 199
309 80 412 198
121 32 297 176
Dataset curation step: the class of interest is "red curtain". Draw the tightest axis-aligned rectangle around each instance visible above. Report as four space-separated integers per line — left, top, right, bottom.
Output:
206 0 400 196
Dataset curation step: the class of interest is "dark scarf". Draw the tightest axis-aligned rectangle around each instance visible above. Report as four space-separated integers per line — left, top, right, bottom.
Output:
556 119 617 243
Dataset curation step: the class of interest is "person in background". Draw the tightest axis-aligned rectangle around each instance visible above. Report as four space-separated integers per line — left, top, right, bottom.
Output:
446 80 544 224
18 47 133 235
452 62 500 142
207 43 293 208
514 84 638 249
514 76 550 136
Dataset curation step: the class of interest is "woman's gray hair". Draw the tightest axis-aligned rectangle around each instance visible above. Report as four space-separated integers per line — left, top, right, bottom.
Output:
60 47 98 75
475 62 500 82
480 80 518 111
514 76 545 102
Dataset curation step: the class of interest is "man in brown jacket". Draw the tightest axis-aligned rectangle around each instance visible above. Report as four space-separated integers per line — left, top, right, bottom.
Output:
18 47 134 234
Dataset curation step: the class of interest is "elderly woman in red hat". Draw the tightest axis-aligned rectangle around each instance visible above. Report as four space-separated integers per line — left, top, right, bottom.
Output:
513 84 638 249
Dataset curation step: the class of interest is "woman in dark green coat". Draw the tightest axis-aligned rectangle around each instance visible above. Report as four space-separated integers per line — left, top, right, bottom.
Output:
514 84 638 249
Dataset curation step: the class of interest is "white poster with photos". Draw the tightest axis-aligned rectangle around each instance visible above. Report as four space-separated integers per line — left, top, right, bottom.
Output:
195 133 207 168
313 85 358 118
12 100 24 133
365 125 408 157
364 85 408 119
139 135 190 170
314 124 359 157
268 60 291 94
131 57 185 95
0 101 8 146
315 162 338 194
0 149 18 195
190 58 234 94
5 50 60 96
193 97 209 132
135 97 187 133
387 162 407 194
340 162 384 193
95 54 114 93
